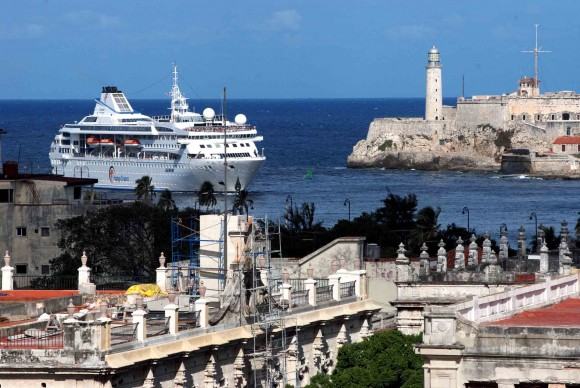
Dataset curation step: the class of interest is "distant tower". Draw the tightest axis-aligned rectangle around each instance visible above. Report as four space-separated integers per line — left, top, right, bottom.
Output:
425 46 443 121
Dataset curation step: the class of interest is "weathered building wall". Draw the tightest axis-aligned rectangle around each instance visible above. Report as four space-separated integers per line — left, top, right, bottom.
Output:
0 179 95 277
455 99 509 129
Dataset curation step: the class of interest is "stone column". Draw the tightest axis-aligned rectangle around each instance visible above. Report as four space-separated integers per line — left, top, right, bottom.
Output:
396 243 412 282
419 243 430 277
1 251 14 291
436 240 447 273
164 302 179 335
156 252 169 292
539 241 549 273
304 278 317 307
499 227 509 260
195 297 210 328
454 237 465 271
132 305 147 342
482 233 492 264
328 274 341 301
468 235 479 268
281 283 292 309
96 316 112 351
78 251 91 286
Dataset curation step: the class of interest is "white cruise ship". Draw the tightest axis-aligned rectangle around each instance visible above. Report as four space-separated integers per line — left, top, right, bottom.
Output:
49 68 265 192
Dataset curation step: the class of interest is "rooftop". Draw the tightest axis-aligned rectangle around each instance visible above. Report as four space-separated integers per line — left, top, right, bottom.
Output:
0 173 98 186
486 297 580 328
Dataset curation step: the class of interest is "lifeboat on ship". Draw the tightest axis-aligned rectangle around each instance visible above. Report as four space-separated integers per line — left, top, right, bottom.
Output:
124 139 141 146
99 138 114 145
87 136 99 145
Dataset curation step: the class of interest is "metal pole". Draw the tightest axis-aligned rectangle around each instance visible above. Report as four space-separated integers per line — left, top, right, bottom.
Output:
223 87 228 281
344 198 351 221
462 206 470 233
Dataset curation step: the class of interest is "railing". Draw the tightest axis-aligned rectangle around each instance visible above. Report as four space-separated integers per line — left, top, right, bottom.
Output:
13 275 77 290
0 322 63 349
271 278 328 294
110 322 138 345
291 290 310 307
147 316 169 338
453 274 580 323
178 311 201 331
316 285 334 303
340 281 356 298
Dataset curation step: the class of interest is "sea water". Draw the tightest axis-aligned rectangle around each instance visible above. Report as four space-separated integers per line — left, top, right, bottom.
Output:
1 98 579 238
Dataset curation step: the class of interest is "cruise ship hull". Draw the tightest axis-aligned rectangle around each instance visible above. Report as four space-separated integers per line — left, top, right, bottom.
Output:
51 156 265 192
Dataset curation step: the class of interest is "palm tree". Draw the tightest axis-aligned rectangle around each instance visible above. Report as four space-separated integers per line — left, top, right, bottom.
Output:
135 176 155 204
157 189 176 212
233 189 253 216
198 181 217 211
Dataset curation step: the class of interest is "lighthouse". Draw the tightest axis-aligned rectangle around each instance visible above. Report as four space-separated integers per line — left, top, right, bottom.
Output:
425 46 442 121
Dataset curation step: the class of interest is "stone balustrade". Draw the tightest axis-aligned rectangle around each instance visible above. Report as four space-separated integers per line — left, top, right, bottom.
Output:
452 273 579 323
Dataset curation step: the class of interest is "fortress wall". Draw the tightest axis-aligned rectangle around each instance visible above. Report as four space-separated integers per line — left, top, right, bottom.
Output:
442 106 457 121
367 118 445 141
455 100 508 129
508 97 580 116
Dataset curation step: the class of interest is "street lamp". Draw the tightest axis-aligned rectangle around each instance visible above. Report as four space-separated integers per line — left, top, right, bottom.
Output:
462 206 470 232
344 198 351 221
529 212 538 249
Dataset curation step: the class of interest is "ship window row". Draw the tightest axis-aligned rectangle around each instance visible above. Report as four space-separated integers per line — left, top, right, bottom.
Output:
121 118 152 123
199 143 251 149
78 125 152 132
188 134 254 140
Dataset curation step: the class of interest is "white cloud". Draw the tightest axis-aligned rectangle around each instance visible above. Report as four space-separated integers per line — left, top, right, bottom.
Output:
385 24 434 41
267 9 302 31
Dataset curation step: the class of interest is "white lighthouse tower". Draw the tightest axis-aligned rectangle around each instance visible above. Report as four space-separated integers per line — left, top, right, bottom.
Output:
425 46 442 121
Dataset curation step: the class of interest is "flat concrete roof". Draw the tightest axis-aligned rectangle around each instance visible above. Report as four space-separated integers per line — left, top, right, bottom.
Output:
486 297 580 328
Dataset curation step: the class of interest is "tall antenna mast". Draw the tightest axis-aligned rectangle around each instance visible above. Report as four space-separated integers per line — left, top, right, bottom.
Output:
521 24 551 91
222 86 228 277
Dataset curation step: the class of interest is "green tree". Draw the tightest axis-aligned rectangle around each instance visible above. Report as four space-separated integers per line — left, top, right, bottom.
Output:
232 189 253 216
198 181 217 211
305 330 423 388
157 189 176 212
135 175 155 203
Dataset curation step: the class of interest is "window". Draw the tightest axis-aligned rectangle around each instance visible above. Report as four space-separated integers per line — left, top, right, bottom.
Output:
563 113 570 120
522 115 526 121
511 115 515 120
562 145 566 152
41 265 50 275
73 187 82 200
536 114 540 121
567 127 572 136
15 264 27 274
233 144 238 147
41 227 50 237
16 227 27 237
551 114 556 120
0 189 14 203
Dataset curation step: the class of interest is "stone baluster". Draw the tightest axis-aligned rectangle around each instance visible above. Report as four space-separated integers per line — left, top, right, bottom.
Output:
436 239 447 273
329 273 341 302
419 243 430 278
156 252 170 292
454 237 465 271
518 225 526 258
468 234 479 268
164 297 179 335
142 367 156 388
395 242 412 282
1 251 14 291
204 354 218 388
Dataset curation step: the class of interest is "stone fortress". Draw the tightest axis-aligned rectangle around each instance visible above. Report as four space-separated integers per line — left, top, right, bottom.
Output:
348 35 580 176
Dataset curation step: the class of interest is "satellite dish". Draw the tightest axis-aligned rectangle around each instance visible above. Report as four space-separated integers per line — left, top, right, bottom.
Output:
234 114 247 125
202 108 215 120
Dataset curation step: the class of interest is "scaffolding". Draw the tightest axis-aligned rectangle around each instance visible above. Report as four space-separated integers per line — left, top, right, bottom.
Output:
170 214 225 296
246 216 299 388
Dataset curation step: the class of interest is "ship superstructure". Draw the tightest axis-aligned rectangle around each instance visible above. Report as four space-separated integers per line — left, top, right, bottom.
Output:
49 68 265 192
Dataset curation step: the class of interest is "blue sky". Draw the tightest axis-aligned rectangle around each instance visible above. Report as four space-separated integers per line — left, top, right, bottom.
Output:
1 0 579 99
